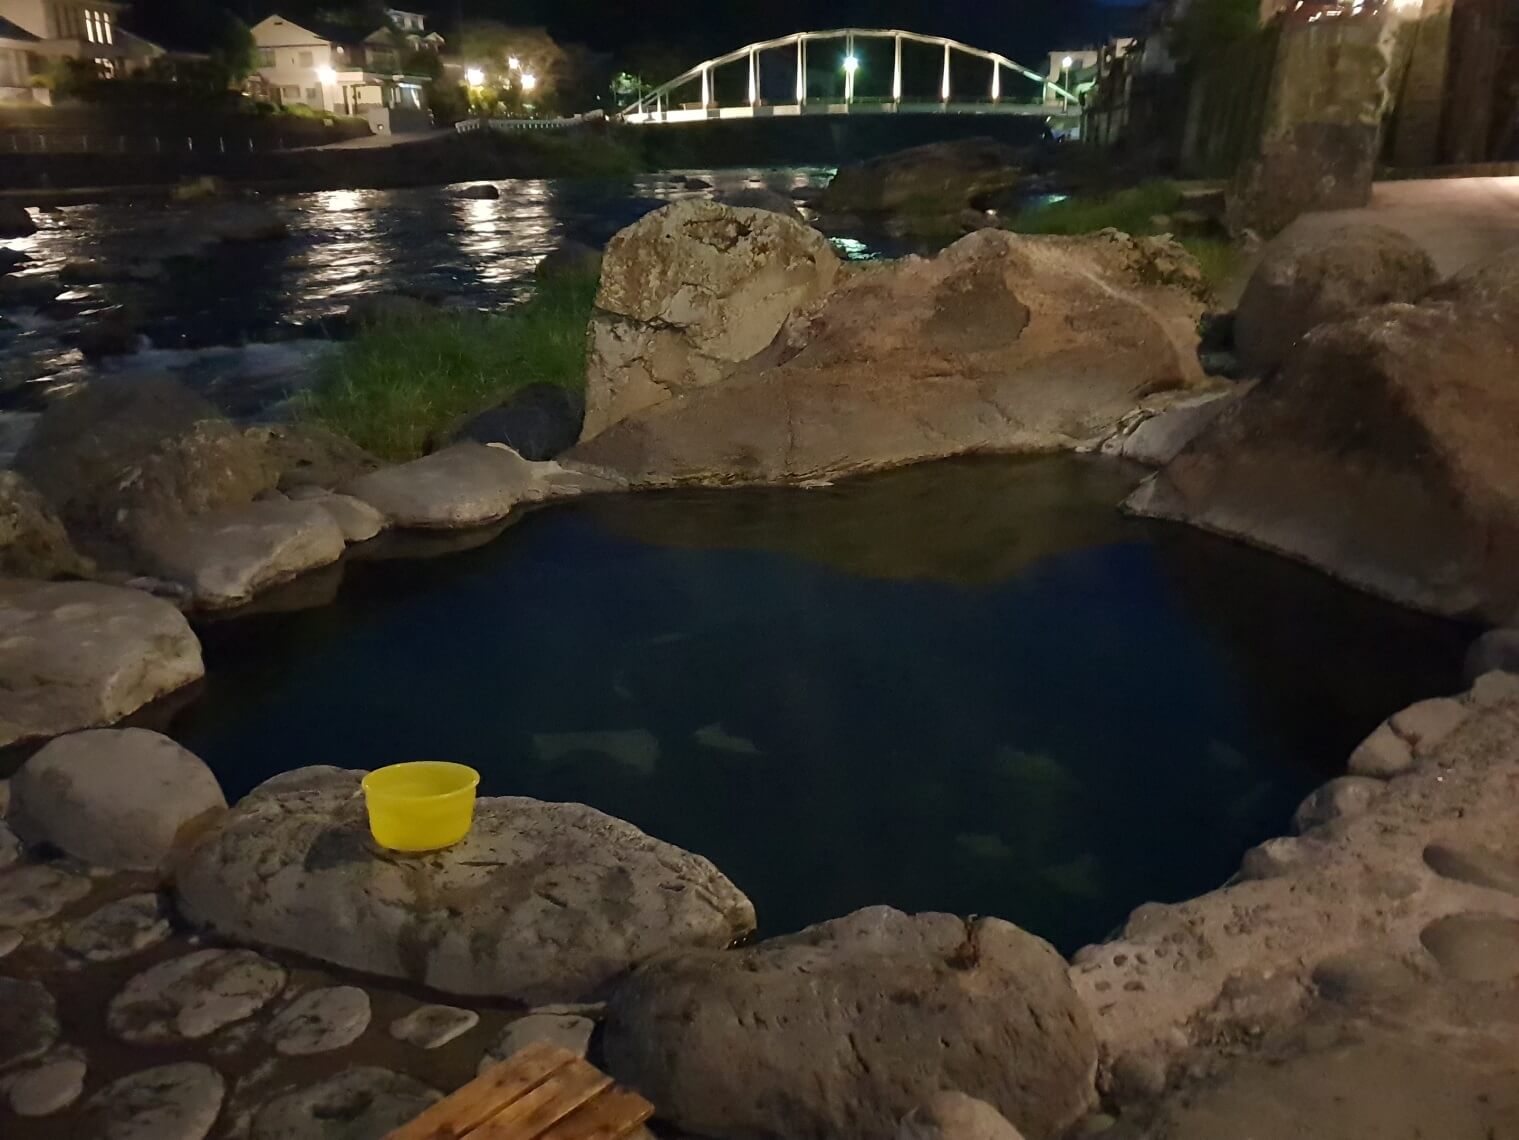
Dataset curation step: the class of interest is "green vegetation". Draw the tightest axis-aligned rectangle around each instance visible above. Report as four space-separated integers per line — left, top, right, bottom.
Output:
297 274 598 461
1009 182 1185 237
1010 182 1245 294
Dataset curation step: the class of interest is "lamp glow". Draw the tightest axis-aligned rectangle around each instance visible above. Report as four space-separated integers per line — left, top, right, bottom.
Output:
842 55 860 74
508 56 521 71
315 64 337 84
520 72 537 92
1062 55 1074 70
465 67 485 86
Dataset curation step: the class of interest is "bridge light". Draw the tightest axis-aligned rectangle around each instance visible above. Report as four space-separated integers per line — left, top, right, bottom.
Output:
521 73 538 92
842 55 860 74
465 67 485 87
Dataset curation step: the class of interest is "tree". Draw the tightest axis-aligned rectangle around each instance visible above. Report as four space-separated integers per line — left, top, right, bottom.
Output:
456 22 569 114
1170 0 1264 67
209 13 257 85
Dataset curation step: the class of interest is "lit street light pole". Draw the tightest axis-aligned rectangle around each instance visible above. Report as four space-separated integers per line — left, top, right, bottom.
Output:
1062 55 1073 110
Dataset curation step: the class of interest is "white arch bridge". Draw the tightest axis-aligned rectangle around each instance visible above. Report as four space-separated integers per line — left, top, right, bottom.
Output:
619 29 1079 125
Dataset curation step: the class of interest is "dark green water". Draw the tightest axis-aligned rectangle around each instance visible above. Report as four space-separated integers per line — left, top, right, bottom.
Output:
168 455 1468 953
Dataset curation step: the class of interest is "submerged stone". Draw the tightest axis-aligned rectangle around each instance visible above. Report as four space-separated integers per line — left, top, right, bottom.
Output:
0 978 58 1070
478 1012 595 1074
250 1067 440 1140
8 1056 87 1116
64 893 173 961
267 986 372 1056
83 1063 225 1140
389 1004 480 1050
108 949 287 1044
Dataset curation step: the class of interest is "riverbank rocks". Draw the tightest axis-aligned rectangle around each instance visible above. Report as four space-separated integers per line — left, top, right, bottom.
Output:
7 1056 87 1116
175 767 756 1001
571 221 1208 484
286 487 385 543
14 376 277 561
64 893 173 961
0 203 36 237
1234 223 1438 376
267 986 372 1055
579 199 842 438
0 978 57 1070
83 1063 225 1140
0 581 204 747
897 1092 1028 1140
819 138 1025 224
108 949 287 1043
0 470 93 579
390 1004 480 1050
11 729 225 872
0 864 91 927
1127 246 1519 620
342 443 614 529
135 498 347 608
603 907 1097 1140
536 240 603 282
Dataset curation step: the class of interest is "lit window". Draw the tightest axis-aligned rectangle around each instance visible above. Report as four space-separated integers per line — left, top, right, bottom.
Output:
85 9 98 42
102 11 113 45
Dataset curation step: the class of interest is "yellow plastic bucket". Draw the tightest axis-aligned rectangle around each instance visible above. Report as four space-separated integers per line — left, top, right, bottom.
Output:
361 762 480 852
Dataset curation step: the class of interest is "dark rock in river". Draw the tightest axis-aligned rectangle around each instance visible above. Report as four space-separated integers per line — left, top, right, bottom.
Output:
455 381 585 460
714 187 805 221
603 906 1098 1140
0 249 29 270
0 470 93 579
1234 223 1438 376
683 177 713 190
454 183 501 199
76 311 142 360
820 137 1024 220
0 275 60 310
0 203 36 238
1128 245 1519 620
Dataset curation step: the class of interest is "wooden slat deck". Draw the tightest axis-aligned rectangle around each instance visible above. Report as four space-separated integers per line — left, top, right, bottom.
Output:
385 1042 654 1140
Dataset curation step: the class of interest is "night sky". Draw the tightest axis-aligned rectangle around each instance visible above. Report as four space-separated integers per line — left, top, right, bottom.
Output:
130 0 1146 70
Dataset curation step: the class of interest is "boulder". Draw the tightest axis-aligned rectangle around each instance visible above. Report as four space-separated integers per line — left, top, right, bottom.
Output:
579 200 842 438
1293 776 1383 832
1114 388 1242 467
14 376 277 559
0 275 59 308
342 443 610 529
1465 629 1519 682
897 1092 1028 1140
285 488 385 543
171 176 228 202
1234 224 1437 376
175 767 757 1001
0 581 204 747
820 138 1024 219
251 423 382 492
8 1056 86 1117
82 1063 225 1140
75 312 142 360
602 907 1097 1140
64 893 173 961
535 240 603 282
1126 256 1519 620
0 203 36 238
0 865 91 927
479 1011 595 1073
133 498 347 608
266 986 372 1055
193 202 288 244
389 1004 480 1050
0 470 93 579
454 382 585 460
571 227 1208 484
11 729 226 872
455 184 501 199
714 188 805 221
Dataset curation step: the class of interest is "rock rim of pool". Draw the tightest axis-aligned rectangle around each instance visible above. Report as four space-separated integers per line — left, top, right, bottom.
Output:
173 766 757 1002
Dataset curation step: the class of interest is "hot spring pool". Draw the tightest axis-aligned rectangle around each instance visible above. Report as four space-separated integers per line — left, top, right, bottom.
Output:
167 455 1468 953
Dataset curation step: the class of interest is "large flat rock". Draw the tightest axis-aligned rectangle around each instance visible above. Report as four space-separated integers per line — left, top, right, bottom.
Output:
137 498 347 609
0 581 204 747
342 444 615 529
175 767 755 1001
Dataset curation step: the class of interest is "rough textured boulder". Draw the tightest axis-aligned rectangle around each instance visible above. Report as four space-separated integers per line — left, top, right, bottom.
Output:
252 423 382 492
1234 224 1437 376
343 443 614 528
14 377 277 562
11 729 226 872
603 907 1097 1140
454 383 585 460
897 1093 1028 1140
580 200 841 438
714 188 805 221
0 471 93 579
820 138 1024 220
176 767 756 1001
1128 247 1519 620
135 498 347 608
571 226 1208 484
0 581 204 747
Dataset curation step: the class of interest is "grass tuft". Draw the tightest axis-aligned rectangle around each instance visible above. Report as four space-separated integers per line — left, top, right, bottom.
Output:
1009 181 1186 237
297 272 598 462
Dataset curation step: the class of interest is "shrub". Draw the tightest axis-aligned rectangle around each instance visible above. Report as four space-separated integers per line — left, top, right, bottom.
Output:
297 273 598 461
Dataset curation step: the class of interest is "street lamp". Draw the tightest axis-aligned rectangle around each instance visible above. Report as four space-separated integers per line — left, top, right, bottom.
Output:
508 57 521 72
316 64 337 85
842 55 859 74
1061 55 1074 110
464 67 484 87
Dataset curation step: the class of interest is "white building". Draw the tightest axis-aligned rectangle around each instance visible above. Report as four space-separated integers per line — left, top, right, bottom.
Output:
249 13 433 126
0 0 135 75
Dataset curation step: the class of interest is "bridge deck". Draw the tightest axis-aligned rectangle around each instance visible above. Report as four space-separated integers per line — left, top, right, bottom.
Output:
621 100 1075 124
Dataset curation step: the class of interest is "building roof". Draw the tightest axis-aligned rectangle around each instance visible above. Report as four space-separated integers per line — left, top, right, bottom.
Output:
253 14 379 49
0 16 40 43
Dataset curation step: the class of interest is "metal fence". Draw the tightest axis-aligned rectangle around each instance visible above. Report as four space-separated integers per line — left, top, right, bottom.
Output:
1 131 350 155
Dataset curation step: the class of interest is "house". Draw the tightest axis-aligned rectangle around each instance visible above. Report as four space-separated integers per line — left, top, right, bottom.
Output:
386 7 443 52
0 15 38 96
0 0 135 76
249 12 434 131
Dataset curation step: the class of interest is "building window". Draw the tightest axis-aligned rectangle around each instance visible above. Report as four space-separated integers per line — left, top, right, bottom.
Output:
257 48 274 67
298 50 313 68
305 86 320 104
85 10 101 43
102 10 113 44
280 84 300 101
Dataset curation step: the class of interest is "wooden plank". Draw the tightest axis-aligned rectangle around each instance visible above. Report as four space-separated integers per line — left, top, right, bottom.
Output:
383 1042 577 1140
469 1059 612 1140
535 1089 655 1140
